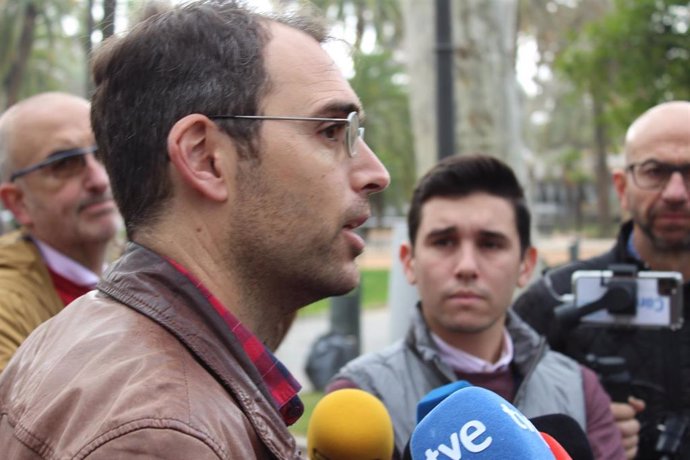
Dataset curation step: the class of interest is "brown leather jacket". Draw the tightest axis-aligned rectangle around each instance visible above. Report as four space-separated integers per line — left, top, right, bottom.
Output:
0 243 302 459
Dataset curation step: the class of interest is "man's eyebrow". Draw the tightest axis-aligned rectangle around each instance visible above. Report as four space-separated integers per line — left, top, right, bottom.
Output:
312 101 363 120
478 229 510 241
426 226 457 239
425 226 511 241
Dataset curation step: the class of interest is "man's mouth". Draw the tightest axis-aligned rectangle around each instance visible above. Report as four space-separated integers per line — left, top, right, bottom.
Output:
78 196 115 214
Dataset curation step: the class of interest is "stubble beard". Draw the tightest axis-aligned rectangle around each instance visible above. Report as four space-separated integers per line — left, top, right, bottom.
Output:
635 207 690 253
226 168 358 311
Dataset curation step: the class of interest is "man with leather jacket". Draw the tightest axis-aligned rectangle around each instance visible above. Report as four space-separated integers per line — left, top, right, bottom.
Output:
0 1 389 457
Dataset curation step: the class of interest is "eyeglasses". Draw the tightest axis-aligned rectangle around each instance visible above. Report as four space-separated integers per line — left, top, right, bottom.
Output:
10 145 97 182
626 160 690 190
208 111 364 158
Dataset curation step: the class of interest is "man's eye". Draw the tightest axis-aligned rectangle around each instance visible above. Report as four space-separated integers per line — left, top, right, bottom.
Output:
49 156 86 177
642 166 668 181
432 238 454 248
480 239 504 250
321 124 343 142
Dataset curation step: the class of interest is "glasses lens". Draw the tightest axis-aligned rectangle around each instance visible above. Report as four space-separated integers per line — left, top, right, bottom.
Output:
10 146 96 182
346 112 360 157
48 154 88 179
636 162 670 189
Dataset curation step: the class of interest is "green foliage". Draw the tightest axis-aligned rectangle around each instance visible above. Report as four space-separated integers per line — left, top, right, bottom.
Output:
299 269 390 316
557 0 690 146
349 49 416 215
0 0 86 107
308 0 403 50
560 148 590 184
359 268 389 307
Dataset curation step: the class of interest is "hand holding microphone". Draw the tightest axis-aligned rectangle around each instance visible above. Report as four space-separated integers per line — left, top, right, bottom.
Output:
306 388 394 460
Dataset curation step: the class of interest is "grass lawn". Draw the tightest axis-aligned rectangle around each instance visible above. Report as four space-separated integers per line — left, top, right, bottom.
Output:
289 391 324 437
299 269 389 316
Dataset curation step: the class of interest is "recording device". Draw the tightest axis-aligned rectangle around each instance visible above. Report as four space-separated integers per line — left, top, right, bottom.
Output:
584 355 633 403
407 386 554 459
551 265 688 457
555 264 683 330
306 388 394 460
656 414 690 459
530 414 594 460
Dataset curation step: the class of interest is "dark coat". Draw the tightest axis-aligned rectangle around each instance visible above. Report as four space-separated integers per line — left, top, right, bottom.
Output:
514 221 690 459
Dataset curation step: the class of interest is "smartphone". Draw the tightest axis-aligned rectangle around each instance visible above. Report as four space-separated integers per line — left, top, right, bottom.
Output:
572 270 683 329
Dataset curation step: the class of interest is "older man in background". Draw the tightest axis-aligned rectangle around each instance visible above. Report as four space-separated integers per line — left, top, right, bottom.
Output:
0 92 118 371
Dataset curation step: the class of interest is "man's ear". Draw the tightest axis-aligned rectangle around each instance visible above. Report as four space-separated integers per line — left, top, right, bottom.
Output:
0 182 32 227
612 168 629 212
167 114 231 202
399 241 417 285
517 246 538 288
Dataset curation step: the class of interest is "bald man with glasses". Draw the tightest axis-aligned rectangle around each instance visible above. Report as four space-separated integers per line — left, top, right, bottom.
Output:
0 92 119 371
514 101 690 459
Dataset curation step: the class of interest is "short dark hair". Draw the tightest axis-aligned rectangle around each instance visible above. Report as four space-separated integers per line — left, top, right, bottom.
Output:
90 0 327 237
407 154 531 255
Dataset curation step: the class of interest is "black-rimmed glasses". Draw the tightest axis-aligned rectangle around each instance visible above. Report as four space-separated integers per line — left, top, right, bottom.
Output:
626 160 690 190
208 111 364 158
10 145 98 182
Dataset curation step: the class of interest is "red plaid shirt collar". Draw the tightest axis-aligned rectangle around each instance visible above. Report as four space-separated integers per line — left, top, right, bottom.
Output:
166 257 303 425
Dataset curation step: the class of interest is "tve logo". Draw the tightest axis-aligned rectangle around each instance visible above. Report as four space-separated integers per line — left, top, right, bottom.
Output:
422 403 538 460
423 419 491 460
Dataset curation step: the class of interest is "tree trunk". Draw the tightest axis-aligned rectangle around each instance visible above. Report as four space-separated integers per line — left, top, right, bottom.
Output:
401 0 523 181
102 0 116 40
452 0 524 180
401 0 437 178
3 3 37 108
592 93 611 236
84 0 95 96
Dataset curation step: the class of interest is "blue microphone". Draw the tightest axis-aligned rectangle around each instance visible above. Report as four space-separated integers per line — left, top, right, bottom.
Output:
409 386 554 459
416 380 472 423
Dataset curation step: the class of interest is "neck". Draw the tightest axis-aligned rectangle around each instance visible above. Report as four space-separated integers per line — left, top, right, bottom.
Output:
430 316 506 363
135 225 297 351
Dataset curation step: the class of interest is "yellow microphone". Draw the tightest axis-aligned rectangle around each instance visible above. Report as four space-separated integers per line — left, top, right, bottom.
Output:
306 388 394 460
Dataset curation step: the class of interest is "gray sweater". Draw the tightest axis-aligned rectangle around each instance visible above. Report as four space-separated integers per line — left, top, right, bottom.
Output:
330 307 625 459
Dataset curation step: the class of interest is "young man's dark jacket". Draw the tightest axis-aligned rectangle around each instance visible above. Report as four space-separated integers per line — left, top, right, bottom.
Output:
514 220 690 459
0 243 301 459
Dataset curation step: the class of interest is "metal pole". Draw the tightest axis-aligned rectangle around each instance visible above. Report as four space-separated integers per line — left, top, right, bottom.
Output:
329 286 361 355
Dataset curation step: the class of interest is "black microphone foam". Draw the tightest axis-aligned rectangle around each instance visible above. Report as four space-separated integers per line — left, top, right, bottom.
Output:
530 413 594 460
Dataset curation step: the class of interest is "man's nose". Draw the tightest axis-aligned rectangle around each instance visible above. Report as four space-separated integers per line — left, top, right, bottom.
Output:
661 171 690 202
352 140 390 195
453 245 479 280
83 154 110 193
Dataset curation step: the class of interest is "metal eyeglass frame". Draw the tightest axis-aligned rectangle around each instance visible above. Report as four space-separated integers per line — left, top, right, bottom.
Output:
626 160 690 190
10 145 97 182
208 111 364 158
